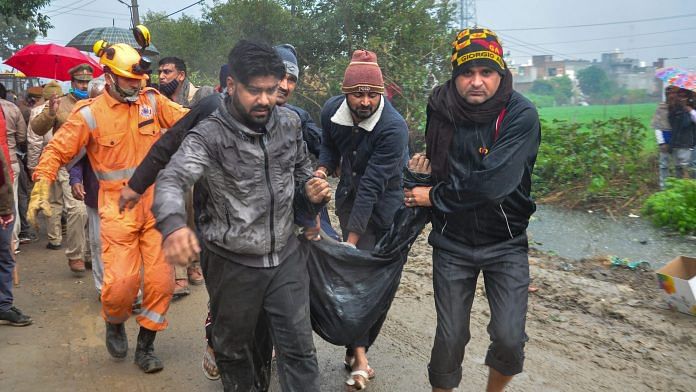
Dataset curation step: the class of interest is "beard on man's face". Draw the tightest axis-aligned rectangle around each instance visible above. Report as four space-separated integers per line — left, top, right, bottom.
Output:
349 103 376 120
276 86 289 105
232 91 272 127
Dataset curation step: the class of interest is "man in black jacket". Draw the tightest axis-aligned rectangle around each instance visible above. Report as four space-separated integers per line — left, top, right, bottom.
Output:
405 28 540 392
273 44 322 159
316 49 409 390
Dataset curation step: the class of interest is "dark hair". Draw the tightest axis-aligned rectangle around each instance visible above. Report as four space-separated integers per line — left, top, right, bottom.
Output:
227 40 285 85
158 56 187 74
0 83 5 100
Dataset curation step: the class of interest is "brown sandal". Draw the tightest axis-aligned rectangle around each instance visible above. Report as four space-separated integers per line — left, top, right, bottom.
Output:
202 346 220 380
345 367 375 390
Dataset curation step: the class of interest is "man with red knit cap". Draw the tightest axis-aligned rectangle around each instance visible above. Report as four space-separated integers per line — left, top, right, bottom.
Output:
317 49 409 391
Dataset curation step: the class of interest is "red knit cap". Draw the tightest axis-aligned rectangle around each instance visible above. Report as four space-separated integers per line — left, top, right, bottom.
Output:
341 50 384 94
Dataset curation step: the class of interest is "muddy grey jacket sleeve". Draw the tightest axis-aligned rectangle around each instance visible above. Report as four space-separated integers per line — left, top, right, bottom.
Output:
153 129 212 239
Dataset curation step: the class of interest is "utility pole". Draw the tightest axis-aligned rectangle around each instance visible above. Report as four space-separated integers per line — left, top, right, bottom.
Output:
131 0 140 26
458 0 477 29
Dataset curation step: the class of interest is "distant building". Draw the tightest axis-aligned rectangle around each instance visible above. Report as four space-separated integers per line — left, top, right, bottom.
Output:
511 50 660 100
596 50 660 93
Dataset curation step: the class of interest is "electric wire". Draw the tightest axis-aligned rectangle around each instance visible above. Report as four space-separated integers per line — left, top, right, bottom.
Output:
532 27 696 46
47 0 96 17
497 12 696 31
44 0 90 14
149 0 205 24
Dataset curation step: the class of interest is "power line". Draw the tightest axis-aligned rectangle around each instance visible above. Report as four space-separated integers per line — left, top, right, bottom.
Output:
531 27 696 46
497 12 696 32
46 12 131 21
555 41 696 57
116 0 135 27
149 0 205 24
48 0 97 17
502 33 572 59
45 0 89 14
46 8 130 18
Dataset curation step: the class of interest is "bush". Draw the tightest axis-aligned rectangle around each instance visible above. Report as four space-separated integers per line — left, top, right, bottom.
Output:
533 117 654 203
642 179 696 234
526 93 555 108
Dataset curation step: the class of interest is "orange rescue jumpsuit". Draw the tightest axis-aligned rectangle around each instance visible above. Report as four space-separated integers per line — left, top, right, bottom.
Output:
33 87 188 331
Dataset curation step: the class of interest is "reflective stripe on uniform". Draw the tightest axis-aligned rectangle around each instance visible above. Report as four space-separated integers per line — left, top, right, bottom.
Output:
80 92 156 131
79 106 97 130
65 147 87 170
94 167 136 181
140 308 165 324
146 91 157 113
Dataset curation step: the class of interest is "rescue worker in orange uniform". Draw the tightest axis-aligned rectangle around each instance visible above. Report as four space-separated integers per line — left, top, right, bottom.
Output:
28 40 188 373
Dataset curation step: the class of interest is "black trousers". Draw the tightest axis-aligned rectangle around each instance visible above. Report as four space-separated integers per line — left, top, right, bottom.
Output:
338 213 388 356
204 242 320 392
428 234 530 389
17 160 33 236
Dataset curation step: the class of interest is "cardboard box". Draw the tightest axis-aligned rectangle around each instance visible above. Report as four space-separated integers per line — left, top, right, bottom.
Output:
656 256 696 316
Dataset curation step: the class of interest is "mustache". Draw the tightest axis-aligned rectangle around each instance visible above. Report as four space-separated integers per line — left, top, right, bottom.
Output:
251 104 270 112
277 87 288 96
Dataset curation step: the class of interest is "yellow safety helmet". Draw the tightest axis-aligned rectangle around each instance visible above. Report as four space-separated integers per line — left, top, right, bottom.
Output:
93 40 150 81
133 25 151 50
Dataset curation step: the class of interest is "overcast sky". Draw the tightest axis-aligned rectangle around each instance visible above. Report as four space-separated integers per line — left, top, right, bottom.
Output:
26 0 696 71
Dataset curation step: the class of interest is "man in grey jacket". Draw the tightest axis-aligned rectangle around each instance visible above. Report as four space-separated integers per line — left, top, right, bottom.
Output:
153 40 329 391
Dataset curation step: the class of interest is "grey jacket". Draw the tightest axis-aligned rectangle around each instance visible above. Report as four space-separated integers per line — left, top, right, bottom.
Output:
153 100 319 268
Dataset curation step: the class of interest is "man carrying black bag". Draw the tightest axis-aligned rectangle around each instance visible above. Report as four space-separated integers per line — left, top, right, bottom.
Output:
316 49 409 390
153 40 330 392
405 27 541 392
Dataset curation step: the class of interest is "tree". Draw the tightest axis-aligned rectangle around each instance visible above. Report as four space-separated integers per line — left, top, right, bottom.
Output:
550 75 573 105
0 0 52 35
0 16 38 59
145 0 456 132
530 80 554 96
529 76 574 106
577 65 611 102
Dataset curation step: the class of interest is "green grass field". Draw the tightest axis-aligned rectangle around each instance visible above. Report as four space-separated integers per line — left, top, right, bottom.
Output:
539 103 659 150
539 103 657 127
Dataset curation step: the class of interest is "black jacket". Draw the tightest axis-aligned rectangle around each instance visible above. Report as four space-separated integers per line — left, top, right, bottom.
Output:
286 103 322 158
427 91 540 248
128 93 224 194
318 95 409 234
668 109 696 148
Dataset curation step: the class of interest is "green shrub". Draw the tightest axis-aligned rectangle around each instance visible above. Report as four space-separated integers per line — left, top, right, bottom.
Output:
533 117 654 202
526 93 555 108
642 179 696 234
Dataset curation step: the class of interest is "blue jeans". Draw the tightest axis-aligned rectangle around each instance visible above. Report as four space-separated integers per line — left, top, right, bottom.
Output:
0 220 16 312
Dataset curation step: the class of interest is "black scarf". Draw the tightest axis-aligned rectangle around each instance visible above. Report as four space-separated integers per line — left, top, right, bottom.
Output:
425 69 513 179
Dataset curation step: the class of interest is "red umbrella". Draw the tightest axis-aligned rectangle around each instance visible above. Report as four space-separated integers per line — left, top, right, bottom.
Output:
3 43 103 81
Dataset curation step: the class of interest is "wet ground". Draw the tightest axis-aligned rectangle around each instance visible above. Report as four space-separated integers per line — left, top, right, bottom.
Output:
528 204 696 268
2 222 695 392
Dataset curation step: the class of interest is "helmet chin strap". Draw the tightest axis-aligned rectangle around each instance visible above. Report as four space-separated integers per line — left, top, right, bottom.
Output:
107 73 140 102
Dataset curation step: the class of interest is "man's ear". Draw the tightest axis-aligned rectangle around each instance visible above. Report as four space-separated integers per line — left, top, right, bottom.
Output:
226 75 236 95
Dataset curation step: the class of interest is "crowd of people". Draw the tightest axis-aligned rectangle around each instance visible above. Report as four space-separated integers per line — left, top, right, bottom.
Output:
0 27 543 392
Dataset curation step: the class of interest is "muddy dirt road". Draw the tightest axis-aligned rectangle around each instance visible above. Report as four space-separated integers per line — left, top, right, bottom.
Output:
1 227 694 391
